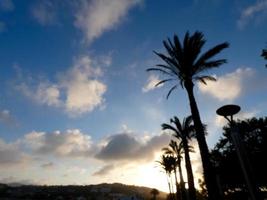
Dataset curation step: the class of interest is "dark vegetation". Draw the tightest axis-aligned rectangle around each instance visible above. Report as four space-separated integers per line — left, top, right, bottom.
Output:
0 183 167 200
151 31 267 199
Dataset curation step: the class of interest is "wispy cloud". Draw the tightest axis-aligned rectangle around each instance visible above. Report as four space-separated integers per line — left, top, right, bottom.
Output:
142 74 162 93
0 109 17 127
31 0 58 26
15 55 107 117
74 0 143 43
0 0 14 12
93 164 114 176
198 68 254 102
238 0 267 29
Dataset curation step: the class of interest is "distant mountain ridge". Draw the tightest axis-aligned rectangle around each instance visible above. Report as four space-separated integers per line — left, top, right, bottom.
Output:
0 182 167 199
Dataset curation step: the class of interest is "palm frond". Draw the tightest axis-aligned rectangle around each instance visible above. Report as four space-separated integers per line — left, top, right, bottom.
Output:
155 78 175 87
194 75 216 85
166 84 178 99
194 42 229 70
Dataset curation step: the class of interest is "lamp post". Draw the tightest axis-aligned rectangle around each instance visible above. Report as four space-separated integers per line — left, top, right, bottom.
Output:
216 104 261 200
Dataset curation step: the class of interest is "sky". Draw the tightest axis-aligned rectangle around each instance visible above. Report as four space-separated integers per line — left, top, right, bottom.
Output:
0 0 267 192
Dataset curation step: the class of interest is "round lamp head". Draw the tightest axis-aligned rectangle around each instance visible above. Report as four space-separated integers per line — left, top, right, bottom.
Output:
216 104 241 117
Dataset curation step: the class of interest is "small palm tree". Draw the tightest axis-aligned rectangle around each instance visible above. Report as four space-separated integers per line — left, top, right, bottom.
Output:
163 140 186 200
162 116 196 200
150 188 159 200
156 155 176 200
261 48 267 67
148 31 228 200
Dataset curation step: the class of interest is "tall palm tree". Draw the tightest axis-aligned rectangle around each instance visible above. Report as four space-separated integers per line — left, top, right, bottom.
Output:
162 116 196 200
148 31 228 200
163 140 186 200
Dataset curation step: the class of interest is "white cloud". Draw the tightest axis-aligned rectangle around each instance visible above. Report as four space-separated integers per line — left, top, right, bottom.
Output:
24 129 95 158
16 55 107 116
238 0 267 29
74 0 143 43
198 68 254 101
0 0 14 11
60 56 106 115
31 0 57 26
142 74 163 93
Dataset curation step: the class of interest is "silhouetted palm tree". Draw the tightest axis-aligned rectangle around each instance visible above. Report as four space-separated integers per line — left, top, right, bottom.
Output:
162 116 196 200
163 140 186 200
148 31 228 200
150 188 159 200
261 48 267 67
157 155 176 200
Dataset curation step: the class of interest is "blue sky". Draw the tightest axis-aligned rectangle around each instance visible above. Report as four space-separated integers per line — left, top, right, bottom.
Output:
0 0 267 191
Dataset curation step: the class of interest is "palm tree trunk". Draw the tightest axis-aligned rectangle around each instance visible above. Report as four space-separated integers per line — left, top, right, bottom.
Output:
185 80 222 200
183 138 196 200
166 174 172 198
178 159 186 200
174 168 180 200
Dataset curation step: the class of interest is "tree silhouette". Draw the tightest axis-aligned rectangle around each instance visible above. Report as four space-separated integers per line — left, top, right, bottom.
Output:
148 31 229 200
261 48 267 67
211 117 267 199
162 140 186 200
156 155 176 200
162 116 196 200
150 188 159 200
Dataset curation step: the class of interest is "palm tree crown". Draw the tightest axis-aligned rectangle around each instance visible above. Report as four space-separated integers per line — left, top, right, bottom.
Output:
147 31 229 98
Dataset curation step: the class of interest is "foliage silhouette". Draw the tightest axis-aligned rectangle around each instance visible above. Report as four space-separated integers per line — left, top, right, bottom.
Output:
162 140 187 200
156 155 176 200
148 31 229 200
162 116 196 200
150 188 159 200
210 117 267 199
261 47 267 67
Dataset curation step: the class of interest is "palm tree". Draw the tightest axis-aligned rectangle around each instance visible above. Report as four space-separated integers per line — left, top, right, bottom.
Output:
261 48 267 67
148 31 228 200
157 154 176 200
150 188 159 200
162 116 196 200
163 140 186 200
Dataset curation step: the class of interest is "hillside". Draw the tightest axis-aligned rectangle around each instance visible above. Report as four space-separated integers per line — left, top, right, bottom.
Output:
0 183 167 200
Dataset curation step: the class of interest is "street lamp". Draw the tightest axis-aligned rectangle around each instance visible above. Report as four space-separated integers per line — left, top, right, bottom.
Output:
216 104 261 200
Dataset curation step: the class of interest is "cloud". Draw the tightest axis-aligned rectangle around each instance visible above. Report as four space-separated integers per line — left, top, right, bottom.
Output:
142 74 163 93
41 162 55 169
198 68 254 101
0 139 30 167
0 0 14 12
74 0 143 43
238 0 267 29
16 55 107 116
92 164 114 176
23 129 95 158
31 0 57 26
0 109 17 126
60 56 107 115
96 133 171 162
